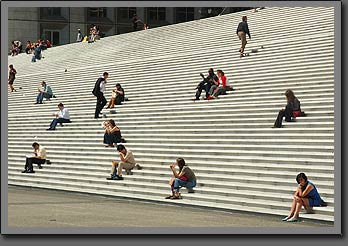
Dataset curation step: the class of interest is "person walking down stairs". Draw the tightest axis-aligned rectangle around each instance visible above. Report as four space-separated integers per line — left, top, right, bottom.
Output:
92 72 109 119
236 15 251 58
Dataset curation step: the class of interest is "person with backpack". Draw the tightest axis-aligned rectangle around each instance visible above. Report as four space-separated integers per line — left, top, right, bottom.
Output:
36 81 53 104
92 72 109 119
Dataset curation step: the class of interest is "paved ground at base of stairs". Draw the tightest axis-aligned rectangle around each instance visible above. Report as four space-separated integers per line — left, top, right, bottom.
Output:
6 185 332 229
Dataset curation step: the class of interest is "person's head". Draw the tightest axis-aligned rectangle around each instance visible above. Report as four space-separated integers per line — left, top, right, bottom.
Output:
208 68 214 75
176 158 186 172
284 89 295 102
296 172 308 186
41 81 46 86
57 103 64 110
103 72 109 79
117 144 127 154
216 69 224 77
108 119 116 127
242 16 247 22
32 142 40 150
9 64 13 69
116 83 121 88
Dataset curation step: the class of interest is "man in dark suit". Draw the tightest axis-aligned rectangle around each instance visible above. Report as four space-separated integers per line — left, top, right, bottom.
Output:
93 72 109 118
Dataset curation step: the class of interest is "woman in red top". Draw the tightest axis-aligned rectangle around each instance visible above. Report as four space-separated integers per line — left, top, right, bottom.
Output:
208 70 230 100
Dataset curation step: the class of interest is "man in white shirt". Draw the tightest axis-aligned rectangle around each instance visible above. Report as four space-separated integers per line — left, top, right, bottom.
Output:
47 103 71 130
22 142 46 173
93 72 108 119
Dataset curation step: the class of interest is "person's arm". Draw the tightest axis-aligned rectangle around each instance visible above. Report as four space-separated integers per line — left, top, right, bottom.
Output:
300 184 314 197
120 151 132 162
245 23 251 39
109 125 120 134
116 89 124 95
34 148 45 159
170 165 186 178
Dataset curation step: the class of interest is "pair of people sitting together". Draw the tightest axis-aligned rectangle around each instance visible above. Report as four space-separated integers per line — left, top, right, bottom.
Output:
193 68 233 101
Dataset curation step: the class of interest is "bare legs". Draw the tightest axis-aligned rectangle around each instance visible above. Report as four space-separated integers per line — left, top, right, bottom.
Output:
106 97 115 109
284 195 311 221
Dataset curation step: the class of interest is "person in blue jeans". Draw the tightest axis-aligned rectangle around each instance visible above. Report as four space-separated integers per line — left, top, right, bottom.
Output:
47 103 71 130
282 172 327 222
36 81 53 104
165 158 197 199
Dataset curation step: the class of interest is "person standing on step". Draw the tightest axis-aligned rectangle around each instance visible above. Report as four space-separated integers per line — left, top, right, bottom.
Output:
47 103 71 130
8 64 17 92
36 81 53 104
193 68 218 100
92 72 109 119
132 14 140 31
272 89 305 128
22 142 46 173
165 158 197 199
236 15 251 58
282 173 327 222
106 144 141 180
76 28 82 42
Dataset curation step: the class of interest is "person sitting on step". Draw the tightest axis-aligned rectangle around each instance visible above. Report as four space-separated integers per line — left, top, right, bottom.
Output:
272 89 306 128
207 69 232 100
282 172 327 222
103 119 124 147
193 68 218 100
36 81 53 104
106 83 125 109
106 144 141 180
22 142 46 173
47 103 71 130
165 158 197 199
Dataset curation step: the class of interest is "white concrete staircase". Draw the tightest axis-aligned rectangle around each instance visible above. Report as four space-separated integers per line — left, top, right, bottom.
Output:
7 7 335 222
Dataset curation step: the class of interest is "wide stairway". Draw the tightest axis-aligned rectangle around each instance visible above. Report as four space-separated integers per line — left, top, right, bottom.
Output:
8 7 335 222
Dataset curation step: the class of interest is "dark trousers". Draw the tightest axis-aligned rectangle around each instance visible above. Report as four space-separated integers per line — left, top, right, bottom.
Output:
274 106 293 128
103 133 122 145
115 95 124 105
25 158 46 171
50 118 71 129
95 94 107 118
195 80 212 99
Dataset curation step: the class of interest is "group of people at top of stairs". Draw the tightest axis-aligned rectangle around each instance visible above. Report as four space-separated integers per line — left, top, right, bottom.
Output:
76 24 101 43
10 39 51 63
